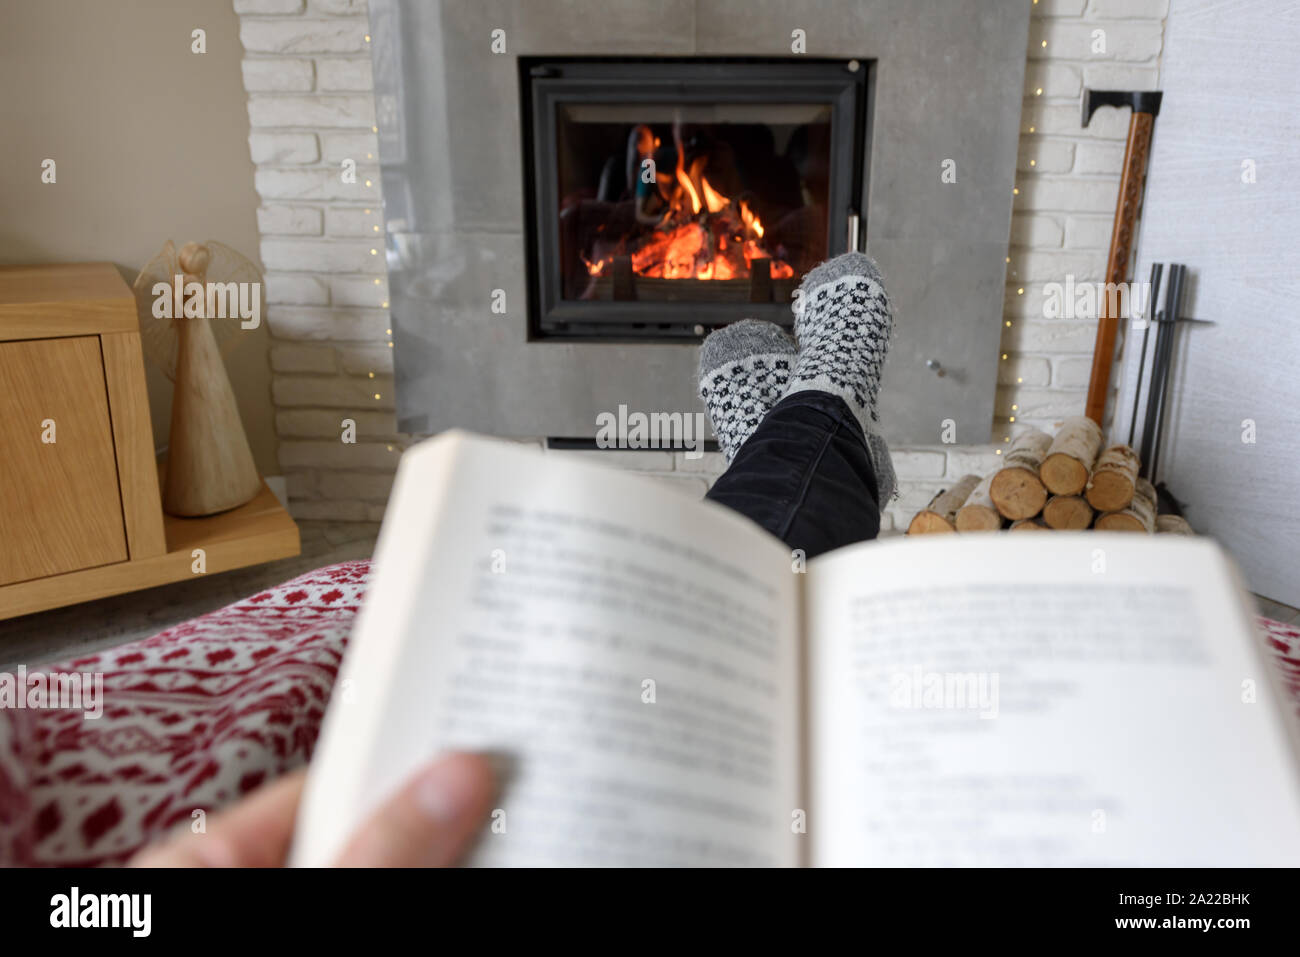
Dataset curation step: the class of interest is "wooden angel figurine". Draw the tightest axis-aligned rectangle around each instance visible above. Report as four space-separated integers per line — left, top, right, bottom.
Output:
132 240 262 516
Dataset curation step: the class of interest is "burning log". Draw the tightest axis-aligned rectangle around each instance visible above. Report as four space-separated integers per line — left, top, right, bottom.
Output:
1042 494 1094 530
583 165 794 288
1095 477 1157 532
1085 444 1140 512
955 473 1002 531
990 429 1053 520
1040 416 1103 496
588 274 797 303
908 474 982 534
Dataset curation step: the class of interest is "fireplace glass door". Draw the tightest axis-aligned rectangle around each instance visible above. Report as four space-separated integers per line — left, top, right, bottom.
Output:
524 60 869 339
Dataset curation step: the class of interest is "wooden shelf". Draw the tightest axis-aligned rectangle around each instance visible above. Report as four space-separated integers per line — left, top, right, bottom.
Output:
0 263 301 624
0 479 300 621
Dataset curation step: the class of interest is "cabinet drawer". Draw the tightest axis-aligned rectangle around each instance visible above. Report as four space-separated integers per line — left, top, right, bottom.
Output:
0 336 128 585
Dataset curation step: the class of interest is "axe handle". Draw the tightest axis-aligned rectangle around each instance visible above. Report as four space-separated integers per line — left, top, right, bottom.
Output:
1085 110 1155 424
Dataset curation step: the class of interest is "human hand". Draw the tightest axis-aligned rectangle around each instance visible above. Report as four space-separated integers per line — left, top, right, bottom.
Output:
131 752 495 867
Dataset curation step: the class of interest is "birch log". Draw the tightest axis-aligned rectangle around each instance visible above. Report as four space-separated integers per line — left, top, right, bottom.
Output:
955 473 1002 531
1042 494 1094 530
1009 518 1050 531
1095 477 1157 532
1040 416 1103 496
908 474 981 534
989 429 1052 520
1085 444 1141 512
1156 514 1194 535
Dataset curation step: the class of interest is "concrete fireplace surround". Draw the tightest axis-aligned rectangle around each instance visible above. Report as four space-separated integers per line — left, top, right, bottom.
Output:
367 0 1032 443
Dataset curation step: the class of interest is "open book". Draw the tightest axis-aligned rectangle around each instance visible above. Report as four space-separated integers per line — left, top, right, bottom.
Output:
292 432 1300 866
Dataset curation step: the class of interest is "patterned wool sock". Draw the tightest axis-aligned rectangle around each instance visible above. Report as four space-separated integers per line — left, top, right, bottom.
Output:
785 251 896 503
698 319 798 461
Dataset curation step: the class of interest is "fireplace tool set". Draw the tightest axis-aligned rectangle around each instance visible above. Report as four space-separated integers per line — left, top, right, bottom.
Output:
1125 261 1213 517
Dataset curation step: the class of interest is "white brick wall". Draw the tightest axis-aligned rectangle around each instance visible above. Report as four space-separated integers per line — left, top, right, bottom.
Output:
235 0 1166 533
969 0 1167 543
237 0 396 521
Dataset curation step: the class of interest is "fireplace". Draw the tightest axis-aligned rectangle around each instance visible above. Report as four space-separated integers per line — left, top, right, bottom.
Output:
522 59 870 340
363 0 1031 443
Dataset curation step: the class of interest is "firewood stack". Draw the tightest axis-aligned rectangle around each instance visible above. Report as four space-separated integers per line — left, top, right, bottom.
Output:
907 416 1194 535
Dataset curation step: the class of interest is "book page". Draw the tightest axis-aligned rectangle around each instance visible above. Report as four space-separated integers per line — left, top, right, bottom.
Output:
805 534 1300 866
293 432 800 867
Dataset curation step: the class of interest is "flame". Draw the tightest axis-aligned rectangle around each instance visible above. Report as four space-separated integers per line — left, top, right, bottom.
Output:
676 148 702 215
701 176 730 214
585 150 794 283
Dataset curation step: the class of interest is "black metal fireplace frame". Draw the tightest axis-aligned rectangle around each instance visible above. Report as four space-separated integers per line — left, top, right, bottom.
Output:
520 57 872 341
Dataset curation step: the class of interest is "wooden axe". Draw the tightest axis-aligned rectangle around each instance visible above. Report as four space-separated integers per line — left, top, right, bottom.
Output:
1080 88 1162 425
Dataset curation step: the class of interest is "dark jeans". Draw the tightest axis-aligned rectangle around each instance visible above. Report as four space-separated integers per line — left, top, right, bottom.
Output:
705 390 881 559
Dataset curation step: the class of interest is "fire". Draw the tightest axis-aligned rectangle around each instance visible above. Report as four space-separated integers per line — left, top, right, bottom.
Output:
701 177 730 214
586 167 793 282
631 222 704 278
739 198 763 238
676 148 702 216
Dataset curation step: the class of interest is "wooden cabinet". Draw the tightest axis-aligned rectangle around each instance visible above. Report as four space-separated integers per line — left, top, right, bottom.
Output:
0 336 129 584
0 262 299 619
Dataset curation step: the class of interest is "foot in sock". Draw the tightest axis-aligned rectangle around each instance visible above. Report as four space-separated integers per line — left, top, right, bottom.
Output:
698 319 797 461
785 251 896 502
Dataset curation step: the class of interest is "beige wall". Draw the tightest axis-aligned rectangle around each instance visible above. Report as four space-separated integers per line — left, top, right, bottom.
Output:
0 0 276 476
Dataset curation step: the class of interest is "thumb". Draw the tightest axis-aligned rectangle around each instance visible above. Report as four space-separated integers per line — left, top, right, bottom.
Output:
333 752 496 867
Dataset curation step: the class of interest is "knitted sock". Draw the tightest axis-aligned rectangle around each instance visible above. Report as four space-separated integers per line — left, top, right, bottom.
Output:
785 251 896 503
698 319 797 461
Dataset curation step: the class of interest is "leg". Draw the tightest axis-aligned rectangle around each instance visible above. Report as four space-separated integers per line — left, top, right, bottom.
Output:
706 390 880 558
700 252 896 557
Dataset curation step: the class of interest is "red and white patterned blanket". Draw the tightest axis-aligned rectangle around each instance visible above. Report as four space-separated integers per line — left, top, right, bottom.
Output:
0 561 366 867
1 559 1298 867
